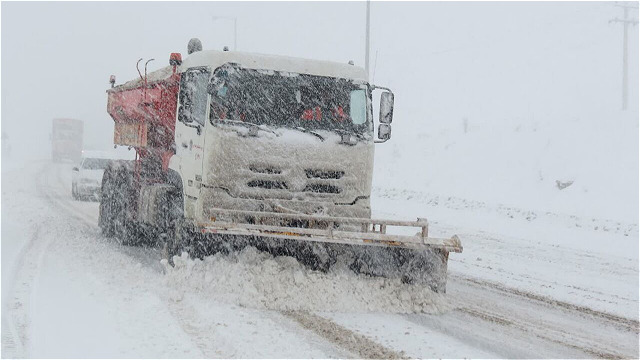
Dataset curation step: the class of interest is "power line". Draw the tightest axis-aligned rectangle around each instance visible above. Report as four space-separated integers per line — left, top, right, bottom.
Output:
365 0 371 80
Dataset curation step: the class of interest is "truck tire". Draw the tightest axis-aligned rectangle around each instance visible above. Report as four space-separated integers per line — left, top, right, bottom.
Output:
72 184 79 200
99 166 116 237
162 171 186 265
162 218 182 266
113 165 140 246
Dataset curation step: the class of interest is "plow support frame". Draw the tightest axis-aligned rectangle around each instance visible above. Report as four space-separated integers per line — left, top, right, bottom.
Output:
197 208 463 253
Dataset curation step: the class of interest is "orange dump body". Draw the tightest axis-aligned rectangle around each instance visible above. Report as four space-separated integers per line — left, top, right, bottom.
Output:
106 67 181 175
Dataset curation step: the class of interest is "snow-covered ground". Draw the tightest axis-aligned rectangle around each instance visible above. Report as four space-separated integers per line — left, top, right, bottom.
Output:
372 110 639 319
2 156 638 358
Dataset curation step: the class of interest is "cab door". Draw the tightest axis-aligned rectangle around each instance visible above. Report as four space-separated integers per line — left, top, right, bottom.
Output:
174 67 211 207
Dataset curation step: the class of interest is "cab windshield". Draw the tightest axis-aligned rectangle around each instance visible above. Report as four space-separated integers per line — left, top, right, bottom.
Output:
209 66 370 135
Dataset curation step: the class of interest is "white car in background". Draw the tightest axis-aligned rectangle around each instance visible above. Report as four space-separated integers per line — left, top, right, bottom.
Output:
72 150 134 201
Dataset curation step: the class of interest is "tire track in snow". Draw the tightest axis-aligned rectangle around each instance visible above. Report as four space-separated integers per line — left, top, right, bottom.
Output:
284 311 407 359
41 163 220 357
454 307 627 359
452 274 639 333
3 164 62 357
1 225 40 358
403 273 639 359
162 300 234 358
47 164 229 357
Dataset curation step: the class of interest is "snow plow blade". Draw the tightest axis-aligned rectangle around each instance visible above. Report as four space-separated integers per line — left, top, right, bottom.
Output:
194 208 462 293
199 208 462 253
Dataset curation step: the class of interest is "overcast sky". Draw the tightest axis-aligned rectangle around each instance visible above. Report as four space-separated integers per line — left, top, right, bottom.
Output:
1 1 638 159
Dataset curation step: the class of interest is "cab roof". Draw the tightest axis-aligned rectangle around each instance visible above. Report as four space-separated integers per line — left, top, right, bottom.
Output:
181 50 368 82
114 50 368 91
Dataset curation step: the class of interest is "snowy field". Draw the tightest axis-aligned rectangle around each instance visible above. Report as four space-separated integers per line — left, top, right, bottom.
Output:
2 133 637 358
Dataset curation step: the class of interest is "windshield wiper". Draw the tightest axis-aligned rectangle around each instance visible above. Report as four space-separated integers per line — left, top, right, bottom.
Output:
332 128 366 144
216 119 278 136
282 126 325 142
216 118 259 128
296 127 325 142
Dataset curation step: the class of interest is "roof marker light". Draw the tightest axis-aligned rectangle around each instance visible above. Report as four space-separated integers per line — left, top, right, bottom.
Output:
170 53 182 66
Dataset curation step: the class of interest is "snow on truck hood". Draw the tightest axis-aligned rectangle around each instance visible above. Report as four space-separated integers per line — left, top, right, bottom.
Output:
202 125 375 203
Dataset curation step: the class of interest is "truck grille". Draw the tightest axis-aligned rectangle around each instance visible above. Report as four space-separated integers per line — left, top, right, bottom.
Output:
247 180 288 189
242 166 345 196
303 184 342 194
250 166 282 174
305 169 344 179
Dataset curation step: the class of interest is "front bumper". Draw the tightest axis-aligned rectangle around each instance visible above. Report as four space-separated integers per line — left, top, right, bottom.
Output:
199 186 371 225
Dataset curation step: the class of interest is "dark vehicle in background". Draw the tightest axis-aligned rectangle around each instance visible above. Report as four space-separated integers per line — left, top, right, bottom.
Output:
52 118 83 163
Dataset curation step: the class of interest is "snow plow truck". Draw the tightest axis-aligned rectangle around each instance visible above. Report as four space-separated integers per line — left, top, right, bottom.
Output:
52 118 83 163
99 39 462 292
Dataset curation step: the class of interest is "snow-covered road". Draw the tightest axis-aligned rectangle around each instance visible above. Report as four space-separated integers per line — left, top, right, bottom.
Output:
2 161 638 358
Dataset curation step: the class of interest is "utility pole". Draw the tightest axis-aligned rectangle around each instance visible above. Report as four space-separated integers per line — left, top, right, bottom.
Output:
233 17 237 51
610 3 638 111
365 0 371 80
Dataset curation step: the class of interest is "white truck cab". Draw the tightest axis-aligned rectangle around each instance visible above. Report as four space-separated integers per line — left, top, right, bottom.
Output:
170 50 389 225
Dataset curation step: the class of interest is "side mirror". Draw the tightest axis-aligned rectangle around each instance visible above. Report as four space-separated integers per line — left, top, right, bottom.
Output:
378 123 391 141
72 167 79 172
379 92 394 124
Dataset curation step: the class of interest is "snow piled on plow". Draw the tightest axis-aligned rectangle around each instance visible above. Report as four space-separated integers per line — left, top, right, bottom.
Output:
162 247 452 314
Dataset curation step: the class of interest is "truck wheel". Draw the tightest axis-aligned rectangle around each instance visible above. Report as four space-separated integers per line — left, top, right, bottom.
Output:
162 181 186 265
72 184 78 200
161 232 178 265
161 218 186 266
114 167 139 246
111 170 127 242
99 167 116 237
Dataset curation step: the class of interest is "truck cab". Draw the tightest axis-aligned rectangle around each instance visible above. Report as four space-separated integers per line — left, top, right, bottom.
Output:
171 50 391 228
51 118 84 163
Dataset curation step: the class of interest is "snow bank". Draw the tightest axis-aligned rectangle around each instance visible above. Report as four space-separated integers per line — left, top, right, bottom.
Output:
375 111 639 223
162 247 452 314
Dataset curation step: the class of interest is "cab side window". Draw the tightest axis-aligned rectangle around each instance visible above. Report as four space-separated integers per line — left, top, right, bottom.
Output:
178 67 210 126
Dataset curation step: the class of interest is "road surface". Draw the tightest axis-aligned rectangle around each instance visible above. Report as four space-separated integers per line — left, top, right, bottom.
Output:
2 161 638 358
